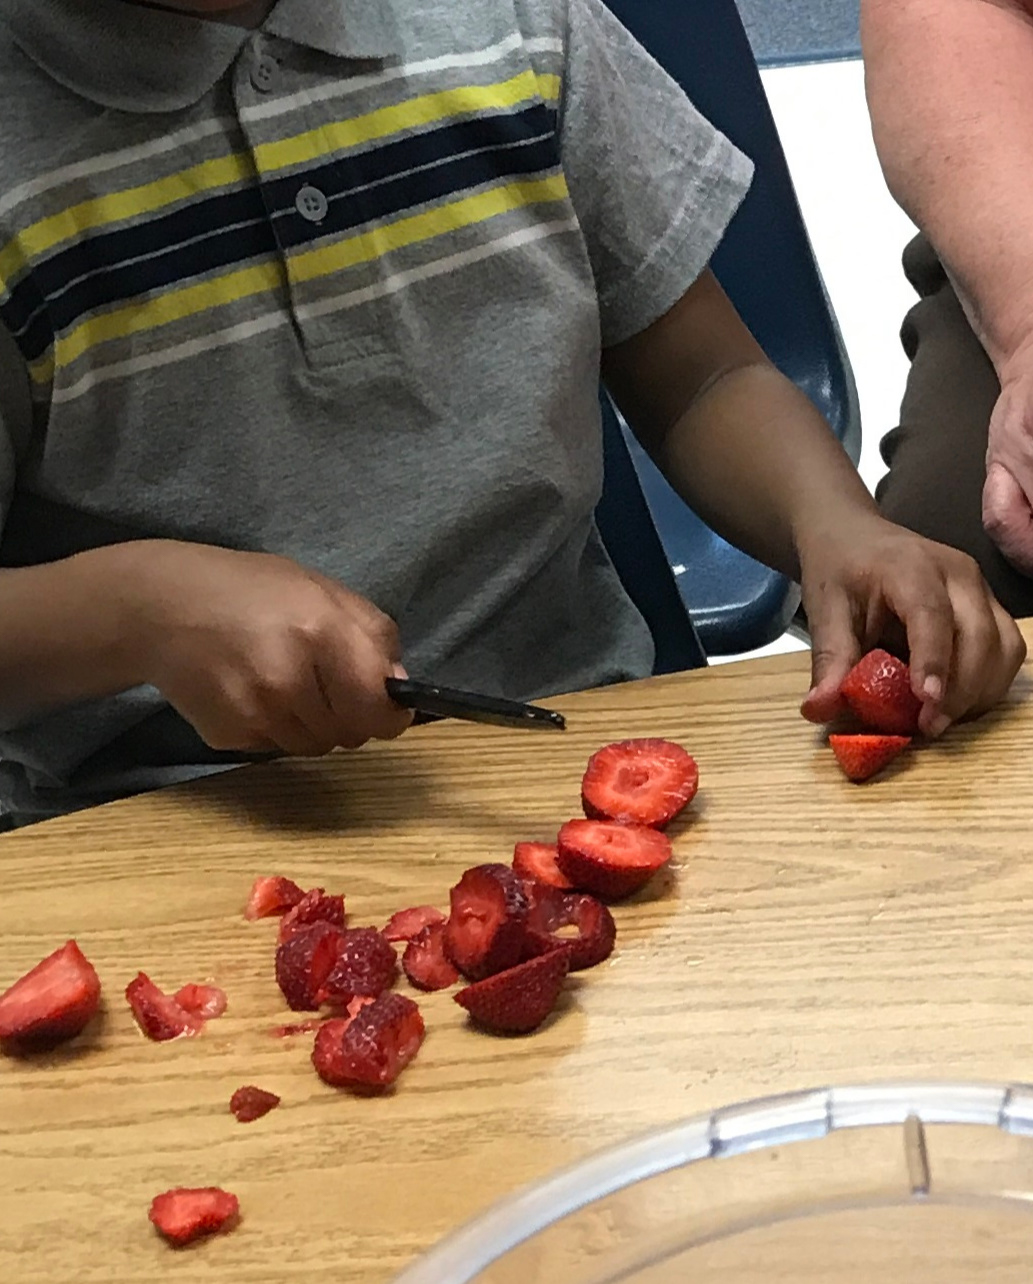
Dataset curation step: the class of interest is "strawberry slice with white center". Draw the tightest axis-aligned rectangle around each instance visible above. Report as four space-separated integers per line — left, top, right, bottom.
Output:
512 841 573 889
581 738 699 828
556 819 672 900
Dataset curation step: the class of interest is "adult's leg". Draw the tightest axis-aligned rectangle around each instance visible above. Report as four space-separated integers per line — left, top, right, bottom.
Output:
876 234 1033 617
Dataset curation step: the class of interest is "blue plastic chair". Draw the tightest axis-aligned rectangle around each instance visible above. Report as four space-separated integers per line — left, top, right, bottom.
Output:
596 0 861 658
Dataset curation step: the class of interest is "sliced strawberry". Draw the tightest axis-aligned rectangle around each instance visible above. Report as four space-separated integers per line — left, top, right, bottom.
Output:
581 738 699 829
840 649 922 736
524 889 616 971
455 949 569 1034
149 1187 239 1246
318 928 398 1006
382 905 446 942
275 921 347 1011
173 983 227 1020
126 973 204 1041
403 921 460 991
230 1085 280 1123
830 733 912 782
556 819 672 900
270 1018 326 1038
512 841 573 890
244 875 305 921
0 940 101 1048
312 992 425 1090
277 888 346 944
445 864 530 980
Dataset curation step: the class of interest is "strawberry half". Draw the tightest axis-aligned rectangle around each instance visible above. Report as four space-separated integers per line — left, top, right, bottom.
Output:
173 983 227 1020
277 888 345 944
512 841 573 890
445 864 530 980
126 973 204 1041
244 876 305 921
382 906 446 942
830 733 912 782
312 992 425 1090
0 940 101 1048
275 921 347 1011
556 819 672 900
403 921 460 991
581 738 699 829
840 649 922 736
455 949 569 1034
524 888 616 971
230 1085 280 1123
149 1187 239 1246
318 928 398 1006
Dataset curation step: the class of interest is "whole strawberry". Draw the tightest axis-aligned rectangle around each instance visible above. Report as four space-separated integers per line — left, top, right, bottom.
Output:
840 649 922 736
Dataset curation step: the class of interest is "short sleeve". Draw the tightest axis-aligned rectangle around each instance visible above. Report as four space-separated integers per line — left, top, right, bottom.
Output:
558 0 754 347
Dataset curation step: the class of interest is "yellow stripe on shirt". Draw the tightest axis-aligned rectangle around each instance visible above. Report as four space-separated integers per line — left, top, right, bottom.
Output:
36 172 570 381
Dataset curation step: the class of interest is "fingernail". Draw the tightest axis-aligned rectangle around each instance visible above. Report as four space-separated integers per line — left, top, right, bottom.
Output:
927 713 951 738
922 676 943 702
392 662 408 680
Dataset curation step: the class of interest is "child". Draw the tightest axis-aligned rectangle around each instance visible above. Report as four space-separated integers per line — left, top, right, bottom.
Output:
0 0 1023 825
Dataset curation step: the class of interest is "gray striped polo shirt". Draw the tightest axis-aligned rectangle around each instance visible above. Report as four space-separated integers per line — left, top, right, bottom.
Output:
0 0 751 822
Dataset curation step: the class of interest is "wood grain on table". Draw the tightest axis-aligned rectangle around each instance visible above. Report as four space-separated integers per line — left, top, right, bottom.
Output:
2 623 1033 1282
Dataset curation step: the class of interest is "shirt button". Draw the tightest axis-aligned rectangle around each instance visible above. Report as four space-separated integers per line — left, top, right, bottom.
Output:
251 54 278 93
295 185 329 223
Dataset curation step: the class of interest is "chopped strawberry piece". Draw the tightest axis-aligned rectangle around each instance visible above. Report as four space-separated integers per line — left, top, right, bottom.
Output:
840 649 923 736
149 1187 239 1246
445 864 530 980
312 993 425 1090
126 973 204 1041
270 1018 325 1038
0 940 101 1048
275 921 346 1011
556 819 672 900
455 949 569 1034
173 983 227 1019
830 733 912 782
243 875 305 921
382 905 446 942
318 928 398 1006
524 888 616 971
230 1085 280 1122
512 841 573 890
345 994 376 1020
277 888 345 944
581 738 699 828
403 921 460 991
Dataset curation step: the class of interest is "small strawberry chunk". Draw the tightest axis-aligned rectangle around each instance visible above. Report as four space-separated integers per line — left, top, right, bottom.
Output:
445 864 529 980
830 733 912 782
512 842 573 890
173 984 227 1020
556 819 672 900
126 973 204 1041
244 875 305 921
382 905 446 942
277 888 345 944
149 1187 239 1246
230 1085 280 1122
403 921 460 991
312 992 425 1090
581 738 699 829
0 940 101 1048
455 949 569 1034
275 921 346 1011
524 888 616 971
840 649 922 736
318 928 398 1006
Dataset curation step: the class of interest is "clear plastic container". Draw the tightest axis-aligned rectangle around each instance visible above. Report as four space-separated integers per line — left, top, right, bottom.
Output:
392 1081 1033 1282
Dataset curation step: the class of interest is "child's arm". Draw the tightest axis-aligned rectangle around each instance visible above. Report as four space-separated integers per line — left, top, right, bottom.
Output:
602 268 1026 733
0 541 412 752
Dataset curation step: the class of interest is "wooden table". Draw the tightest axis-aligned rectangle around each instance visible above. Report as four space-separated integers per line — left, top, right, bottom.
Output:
2 623 1033 1282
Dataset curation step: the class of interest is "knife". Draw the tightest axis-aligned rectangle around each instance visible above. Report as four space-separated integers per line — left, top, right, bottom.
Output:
385 677 566 731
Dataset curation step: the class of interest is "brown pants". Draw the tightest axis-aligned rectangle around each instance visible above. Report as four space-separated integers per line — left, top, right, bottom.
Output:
876 233 1033 617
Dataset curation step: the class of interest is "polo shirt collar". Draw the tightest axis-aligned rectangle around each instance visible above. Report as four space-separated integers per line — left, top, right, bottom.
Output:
2 0 401 114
